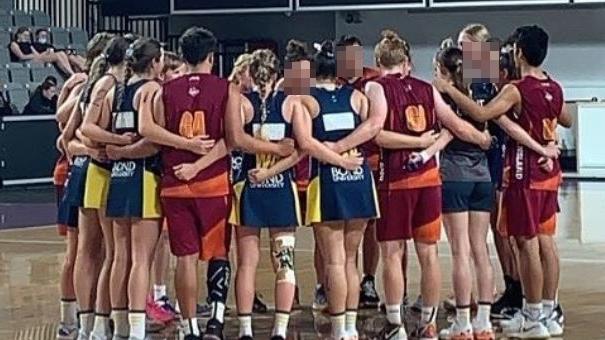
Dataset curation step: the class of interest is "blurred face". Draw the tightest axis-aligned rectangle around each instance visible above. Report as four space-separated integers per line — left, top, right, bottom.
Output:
43 85 58 100
284 60 312 96
336 44 363 80
461 41 500 83
37 31 50 44
18 30 31 43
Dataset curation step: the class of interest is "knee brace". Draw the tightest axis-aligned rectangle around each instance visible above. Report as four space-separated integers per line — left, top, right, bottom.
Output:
207 259 231 304
272 235 296 285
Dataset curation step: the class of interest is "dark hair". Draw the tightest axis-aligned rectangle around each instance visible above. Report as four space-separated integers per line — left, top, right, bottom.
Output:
128 38 162 74
337 34 362 47
179 26 217 66
511 25 549 67
35 28 49 36
13 27 30 42
313 40 336 79
86 32 114 71
163 51 183 74
285 39 310 63
436 47 466 95
88 36 129 86
41 76 57 91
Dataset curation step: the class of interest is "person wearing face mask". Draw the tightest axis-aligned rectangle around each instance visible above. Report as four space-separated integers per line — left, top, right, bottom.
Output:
34 28 86 72
23 76 58 115
10 27 75 76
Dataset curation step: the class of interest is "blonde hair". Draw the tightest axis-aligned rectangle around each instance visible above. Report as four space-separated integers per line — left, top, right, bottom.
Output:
249 49 279 121
374 29 411 68
460 23 491 43
228 53 253 85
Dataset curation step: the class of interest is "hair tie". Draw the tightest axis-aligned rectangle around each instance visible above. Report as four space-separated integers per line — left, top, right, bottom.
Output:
125 44 135 58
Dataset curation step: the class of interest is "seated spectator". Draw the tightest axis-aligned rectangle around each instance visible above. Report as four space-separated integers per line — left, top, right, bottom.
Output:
33 28 86 72
23 76 58 115
0 84 17 115
9 27 74 76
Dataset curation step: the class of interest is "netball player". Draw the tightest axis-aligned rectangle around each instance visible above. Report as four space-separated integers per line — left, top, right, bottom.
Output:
229 49 301 340
335 34 384 309
145 51 183 324
427 45 560 340
229 53 253 93
293 40 378 340
434 25 572 338
333 29 490 339
54 32 114 340
98 38 165 339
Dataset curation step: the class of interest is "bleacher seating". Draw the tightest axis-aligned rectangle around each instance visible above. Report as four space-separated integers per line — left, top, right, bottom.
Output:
6 87 29 112
0 7 88 114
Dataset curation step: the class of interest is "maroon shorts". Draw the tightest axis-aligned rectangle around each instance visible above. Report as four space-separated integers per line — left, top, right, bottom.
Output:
162 196 232 260
498 188 558 238
376 186 442 243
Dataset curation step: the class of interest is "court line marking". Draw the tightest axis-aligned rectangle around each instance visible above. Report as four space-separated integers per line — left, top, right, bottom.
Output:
1 238 604 265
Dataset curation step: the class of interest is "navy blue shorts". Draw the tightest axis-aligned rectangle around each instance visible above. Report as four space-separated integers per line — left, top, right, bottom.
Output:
56 184 78 231
442 181 494 213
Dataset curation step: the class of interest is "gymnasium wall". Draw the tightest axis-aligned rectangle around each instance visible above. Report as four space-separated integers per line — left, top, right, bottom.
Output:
335 8 605 100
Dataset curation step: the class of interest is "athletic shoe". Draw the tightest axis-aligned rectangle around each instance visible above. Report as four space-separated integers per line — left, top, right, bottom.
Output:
491 288 522 319
378 322 408 339
544 304 564 337
471 320 495 340
238 336 254 340
197 302 212 318
147 295 176 323
410 296 423 314
56 323 78 340
502 312 549 339
313 285 328 310
410 323 438 340
203 318 224 340
184 335 202 340
253 293 268 314
270 336 285 340
442 295 456 312
76 330 90 340
359 275 380 309
158 296 178 314
438 322 473 340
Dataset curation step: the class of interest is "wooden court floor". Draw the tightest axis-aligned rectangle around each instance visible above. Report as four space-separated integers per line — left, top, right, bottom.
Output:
1 181 604 339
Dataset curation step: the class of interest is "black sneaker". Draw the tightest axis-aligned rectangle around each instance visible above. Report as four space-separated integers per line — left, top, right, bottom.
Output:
492 285 522 319
253 293 268 314
238 336 254 340
270 336 285 340
359 275 380 309
184 335 202 340
378 322 407 339
202 318 224 340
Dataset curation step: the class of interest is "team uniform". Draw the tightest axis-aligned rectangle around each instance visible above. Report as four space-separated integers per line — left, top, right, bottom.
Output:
229 90 301 228
440 93 493 213
106 80 162 219
375 74 442 243
55 154 77 234
499 75 563 237
160 73 232 261
306 86 379 224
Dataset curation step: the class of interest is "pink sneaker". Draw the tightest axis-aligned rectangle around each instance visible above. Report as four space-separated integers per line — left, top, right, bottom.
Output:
146 294 176 324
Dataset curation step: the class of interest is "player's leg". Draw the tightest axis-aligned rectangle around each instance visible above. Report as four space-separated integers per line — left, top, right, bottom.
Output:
235 226 261 339
269 228 297 339
343 219 367 339
110 218 132 339
91 209 115 340
359 219 380 309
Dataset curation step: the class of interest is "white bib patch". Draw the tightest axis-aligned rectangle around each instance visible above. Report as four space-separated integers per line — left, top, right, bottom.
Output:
114 111 135 130
322 112 355 132
253 123 286 141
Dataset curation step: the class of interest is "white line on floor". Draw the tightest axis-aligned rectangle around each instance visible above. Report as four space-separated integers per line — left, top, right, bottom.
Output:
1 238 604 265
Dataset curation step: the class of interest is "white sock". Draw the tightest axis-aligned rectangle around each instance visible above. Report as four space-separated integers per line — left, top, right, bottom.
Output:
154 284 167 302
181 318 200 337
345 310 358 335
386 304 402 325
455 306 471 328
330 313 346 339
525 303 543 322
272 312 290 338
91 314 110 337
111 310 129 337
421 306 438 325
476 303 491 326
128 312 146 339
78 311 95 336
60 300 77 326
238 314 253 338
543 299 555 318
211 301 226 324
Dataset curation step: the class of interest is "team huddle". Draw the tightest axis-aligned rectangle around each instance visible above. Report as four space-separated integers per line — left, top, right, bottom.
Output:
51 22 570 340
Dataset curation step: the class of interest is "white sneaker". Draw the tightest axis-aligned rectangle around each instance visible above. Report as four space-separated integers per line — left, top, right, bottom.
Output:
503 314 550 339
379 322 408 340
438 322 473 340
345 329 359 340
471 319 495 340
500 310 523 334
545 304 565 337
56 324 78 340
